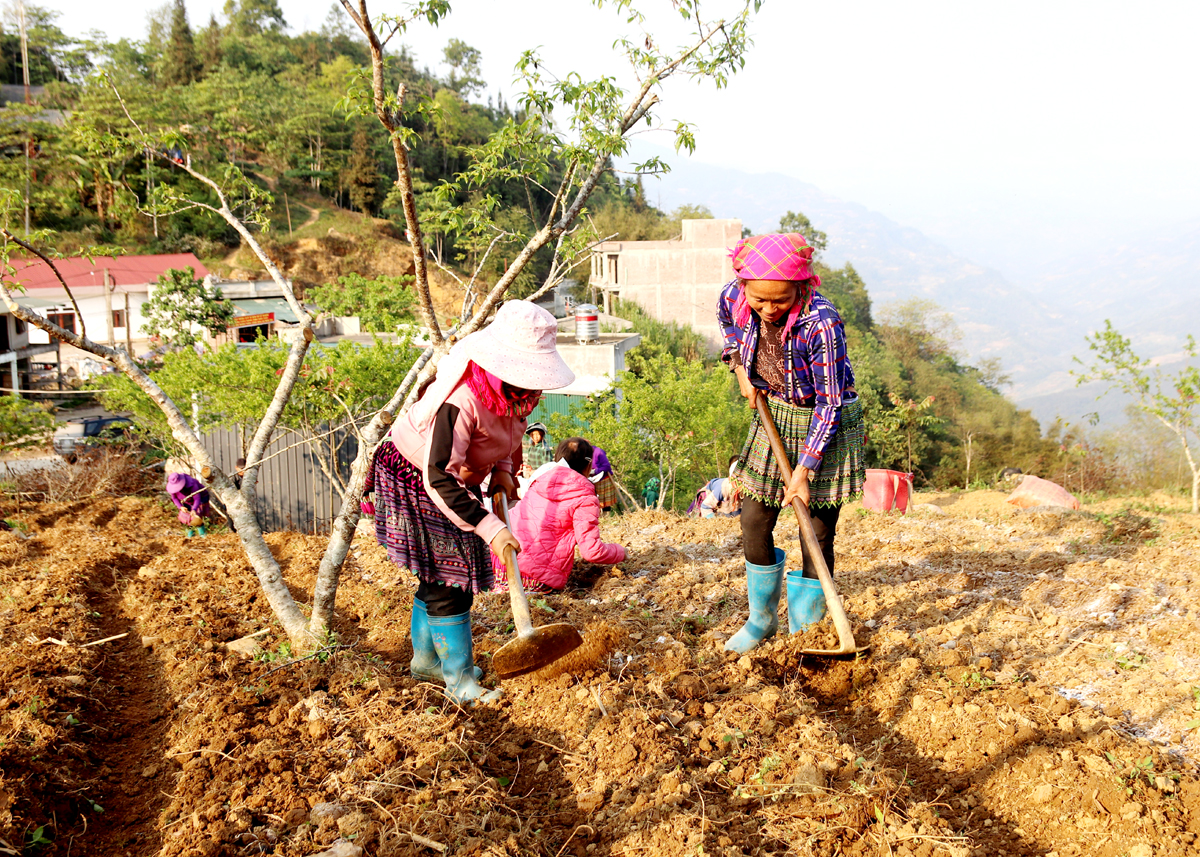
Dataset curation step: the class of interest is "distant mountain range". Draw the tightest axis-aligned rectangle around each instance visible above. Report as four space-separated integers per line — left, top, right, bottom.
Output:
628 144 1199 430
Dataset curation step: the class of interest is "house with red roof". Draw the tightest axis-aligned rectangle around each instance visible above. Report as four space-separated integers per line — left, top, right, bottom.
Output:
0 253 315 393
0 253 210 391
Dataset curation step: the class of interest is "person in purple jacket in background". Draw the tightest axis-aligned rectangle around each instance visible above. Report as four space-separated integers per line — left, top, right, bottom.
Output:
589 446 619 512
166 471 212 538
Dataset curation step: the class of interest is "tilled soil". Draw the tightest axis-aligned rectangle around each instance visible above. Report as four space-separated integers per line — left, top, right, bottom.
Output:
1 490 1198 857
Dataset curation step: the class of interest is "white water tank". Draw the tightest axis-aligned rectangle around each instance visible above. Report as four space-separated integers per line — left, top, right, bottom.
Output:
574 303 600 344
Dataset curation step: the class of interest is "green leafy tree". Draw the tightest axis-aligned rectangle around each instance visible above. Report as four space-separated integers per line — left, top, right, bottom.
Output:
872 394 941 477
308 273 417 333
816 262 872 331
345 125 380 214
559 358 750 511
778 210 827 256
196 14 223 73
614 298 709 379
442 38 484 96
0 396 54 456
1074 322 1200 512
0 4 89 83
159 0 201 86
140 267 235 349
222 0 286 36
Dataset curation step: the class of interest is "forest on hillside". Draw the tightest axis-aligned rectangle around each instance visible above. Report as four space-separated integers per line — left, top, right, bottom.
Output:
1 0 1185 504
0 0 707 294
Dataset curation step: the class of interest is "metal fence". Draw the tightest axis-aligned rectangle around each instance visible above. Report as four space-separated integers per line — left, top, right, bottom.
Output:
199 396 590 534
203 425 358 534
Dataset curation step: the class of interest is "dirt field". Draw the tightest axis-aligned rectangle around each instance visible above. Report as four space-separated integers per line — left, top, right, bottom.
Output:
2 488 1198 857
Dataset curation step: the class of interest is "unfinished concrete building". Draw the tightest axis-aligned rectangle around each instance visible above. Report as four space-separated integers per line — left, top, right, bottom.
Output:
589 218 742 349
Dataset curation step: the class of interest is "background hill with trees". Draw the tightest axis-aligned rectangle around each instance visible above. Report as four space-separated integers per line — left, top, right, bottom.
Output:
2 0 1193 508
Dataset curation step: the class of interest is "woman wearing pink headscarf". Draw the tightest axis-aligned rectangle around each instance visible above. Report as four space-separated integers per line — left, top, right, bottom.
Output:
716 233 865 653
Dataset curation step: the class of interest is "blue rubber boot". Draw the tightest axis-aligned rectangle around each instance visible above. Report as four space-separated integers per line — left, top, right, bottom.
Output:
725 548 785 654
428 611 502 705
196 525 208 537
786 570 827 633
185 528 195 538
410 598 481 684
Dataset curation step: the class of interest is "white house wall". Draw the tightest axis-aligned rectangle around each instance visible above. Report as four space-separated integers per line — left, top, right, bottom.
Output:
27 293 153 351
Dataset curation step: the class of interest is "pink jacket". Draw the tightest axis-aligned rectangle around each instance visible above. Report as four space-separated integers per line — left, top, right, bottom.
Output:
389 379 522 545
495 464 626 589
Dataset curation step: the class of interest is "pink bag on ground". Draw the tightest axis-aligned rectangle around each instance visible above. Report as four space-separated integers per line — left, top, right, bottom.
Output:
1006 475 1080 510
862 469 914 514
178 509 193 526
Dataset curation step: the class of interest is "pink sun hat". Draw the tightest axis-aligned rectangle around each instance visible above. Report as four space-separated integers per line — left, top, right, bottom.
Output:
166 472 188 494
729 233 817 282
465 300 575 391
403 301 575 435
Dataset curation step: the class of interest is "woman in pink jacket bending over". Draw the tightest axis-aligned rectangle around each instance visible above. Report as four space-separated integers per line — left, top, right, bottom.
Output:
493 437 626 592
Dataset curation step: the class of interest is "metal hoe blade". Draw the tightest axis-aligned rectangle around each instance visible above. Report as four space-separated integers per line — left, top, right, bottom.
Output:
754 395 870 657
491 494 584 679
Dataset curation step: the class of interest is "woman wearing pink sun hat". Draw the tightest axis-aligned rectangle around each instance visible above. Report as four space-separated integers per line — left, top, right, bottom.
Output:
363 300 574 704
717 233 865 654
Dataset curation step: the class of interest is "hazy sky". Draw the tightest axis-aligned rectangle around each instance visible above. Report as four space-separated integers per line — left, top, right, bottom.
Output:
40 0 1200 279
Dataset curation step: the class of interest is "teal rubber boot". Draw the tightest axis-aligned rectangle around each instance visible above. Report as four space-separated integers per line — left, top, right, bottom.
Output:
786 570 827 633
185 527 195 538
725 548 785 654
428 611 502 705
410 597 481 684
196 525 208 537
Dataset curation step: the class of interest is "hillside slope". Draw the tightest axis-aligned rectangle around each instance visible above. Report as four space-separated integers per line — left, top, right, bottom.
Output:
3 491 1198 856
205 198 469 322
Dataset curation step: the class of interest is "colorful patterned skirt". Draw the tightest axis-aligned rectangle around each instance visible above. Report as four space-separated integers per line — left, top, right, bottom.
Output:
370 441 494 593
594 473 618 510
731 396 865 509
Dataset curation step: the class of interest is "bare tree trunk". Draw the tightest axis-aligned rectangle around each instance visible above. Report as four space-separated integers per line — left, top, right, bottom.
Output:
612 475 642 511
309 348 433 633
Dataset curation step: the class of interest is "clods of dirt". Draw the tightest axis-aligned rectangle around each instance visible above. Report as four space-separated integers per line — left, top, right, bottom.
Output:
1 489 1198 857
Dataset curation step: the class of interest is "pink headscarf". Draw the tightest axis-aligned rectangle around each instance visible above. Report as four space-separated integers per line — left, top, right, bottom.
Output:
728 233 821 333
464 361 541 419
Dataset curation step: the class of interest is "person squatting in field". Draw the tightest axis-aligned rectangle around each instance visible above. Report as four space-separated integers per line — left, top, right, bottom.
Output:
362 301 574 704
690 455 743 518
718 232 866 653
589 446 619 512
491 436 626 593
166 471 212 538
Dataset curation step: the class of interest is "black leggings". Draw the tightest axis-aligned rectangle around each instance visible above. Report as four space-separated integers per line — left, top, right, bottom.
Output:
417 580 474 617
741 497 842 578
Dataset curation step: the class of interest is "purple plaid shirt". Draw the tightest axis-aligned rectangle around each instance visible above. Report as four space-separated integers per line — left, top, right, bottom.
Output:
717 280 857 471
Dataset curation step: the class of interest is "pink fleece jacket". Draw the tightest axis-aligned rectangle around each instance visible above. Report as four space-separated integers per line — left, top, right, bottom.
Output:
495 464 626 590
388 379 522 546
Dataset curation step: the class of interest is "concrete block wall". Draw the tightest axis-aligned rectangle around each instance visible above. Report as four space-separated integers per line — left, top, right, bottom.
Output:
593 218 742 350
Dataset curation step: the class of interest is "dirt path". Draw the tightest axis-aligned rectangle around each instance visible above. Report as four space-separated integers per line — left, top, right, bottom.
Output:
70 506 174 856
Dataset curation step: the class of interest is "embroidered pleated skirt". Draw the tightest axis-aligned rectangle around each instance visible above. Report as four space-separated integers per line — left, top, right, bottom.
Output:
369 441 494 593
731 396 865 508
